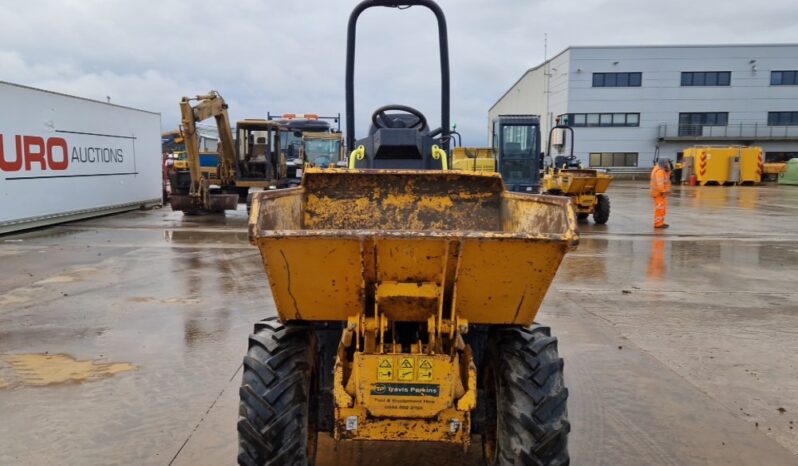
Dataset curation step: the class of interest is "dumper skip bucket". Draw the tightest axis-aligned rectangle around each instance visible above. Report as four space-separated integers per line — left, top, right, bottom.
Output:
249 169 578 326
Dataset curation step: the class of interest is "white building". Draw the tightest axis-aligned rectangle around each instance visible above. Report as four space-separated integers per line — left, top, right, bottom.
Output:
489 44 798 170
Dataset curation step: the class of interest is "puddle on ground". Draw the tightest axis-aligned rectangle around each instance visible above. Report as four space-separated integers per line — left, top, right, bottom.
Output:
1 353 136 388
163 297 202 305
37 275 76 284
0 294 31 305
35 267 98 285
127 296 155 303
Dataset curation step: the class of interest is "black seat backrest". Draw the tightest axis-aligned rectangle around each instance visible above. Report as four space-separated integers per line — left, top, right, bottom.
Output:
354 128 436 169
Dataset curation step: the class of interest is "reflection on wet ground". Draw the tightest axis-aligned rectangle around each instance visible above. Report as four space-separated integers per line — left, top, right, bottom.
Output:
1 184 798 465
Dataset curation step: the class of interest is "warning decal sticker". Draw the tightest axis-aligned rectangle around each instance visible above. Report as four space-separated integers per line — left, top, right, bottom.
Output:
398 357 415 381
377 357 393 381
418 358 433 381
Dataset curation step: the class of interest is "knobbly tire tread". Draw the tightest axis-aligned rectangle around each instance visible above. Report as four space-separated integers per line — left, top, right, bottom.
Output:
483 325 570 466
238 317 317 466
593 194 610 224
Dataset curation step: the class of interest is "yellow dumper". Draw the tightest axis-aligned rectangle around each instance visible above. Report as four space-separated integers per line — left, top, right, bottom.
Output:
763 162 787 181
237 2 575 465
681 146 763 185
542 168 613 223
450 147 496 172
541 126 613 224
243 168 576 463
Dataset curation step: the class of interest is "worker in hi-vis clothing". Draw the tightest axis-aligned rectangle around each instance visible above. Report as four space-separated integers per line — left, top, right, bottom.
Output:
650 159 672 229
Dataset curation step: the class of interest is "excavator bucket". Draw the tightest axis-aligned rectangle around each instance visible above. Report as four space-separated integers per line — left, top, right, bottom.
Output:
169 193 238 213
249 168 578 326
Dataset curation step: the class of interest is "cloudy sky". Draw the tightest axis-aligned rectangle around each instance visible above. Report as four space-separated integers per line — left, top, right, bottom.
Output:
2 0 796 145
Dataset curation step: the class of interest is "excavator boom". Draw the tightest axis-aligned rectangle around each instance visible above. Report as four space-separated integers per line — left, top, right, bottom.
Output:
170 91 238 214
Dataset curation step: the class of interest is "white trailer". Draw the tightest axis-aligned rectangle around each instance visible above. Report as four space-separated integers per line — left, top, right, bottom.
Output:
0 81 162 234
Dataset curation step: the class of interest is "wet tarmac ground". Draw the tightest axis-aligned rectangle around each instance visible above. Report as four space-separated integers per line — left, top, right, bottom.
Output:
1 181 797 465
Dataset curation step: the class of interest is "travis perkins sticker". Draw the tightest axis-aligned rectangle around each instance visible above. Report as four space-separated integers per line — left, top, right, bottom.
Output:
370 383 440 397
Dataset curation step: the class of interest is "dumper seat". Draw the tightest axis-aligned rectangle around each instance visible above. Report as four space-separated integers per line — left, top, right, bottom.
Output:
351 105 445 169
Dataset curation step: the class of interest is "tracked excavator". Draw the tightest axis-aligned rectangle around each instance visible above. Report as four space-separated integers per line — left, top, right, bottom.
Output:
170 92 290 214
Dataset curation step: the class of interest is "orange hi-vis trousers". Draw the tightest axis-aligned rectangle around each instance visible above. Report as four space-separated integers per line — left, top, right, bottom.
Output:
650 166 671 227
653 195 668 227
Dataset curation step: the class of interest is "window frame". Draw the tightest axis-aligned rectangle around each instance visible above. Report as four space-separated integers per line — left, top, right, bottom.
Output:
678 112 729 126
772 70 798 86
592 72 642 88
678 112 729 136
767 111 798 126
588 152 639 168
765 152 798 163
561 113 641 128
681 71 731 87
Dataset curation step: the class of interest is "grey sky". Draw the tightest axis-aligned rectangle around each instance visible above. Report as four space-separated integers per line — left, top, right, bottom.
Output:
2 0 796 146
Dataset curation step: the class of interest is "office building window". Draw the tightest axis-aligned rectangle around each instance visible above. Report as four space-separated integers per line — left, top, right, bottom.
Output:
771 71 798 85
678 112 728 136
765 152 798 163
592 72 642 87
589 152 638 167
681 71 731 86
561 113 640 127
768 111 798 126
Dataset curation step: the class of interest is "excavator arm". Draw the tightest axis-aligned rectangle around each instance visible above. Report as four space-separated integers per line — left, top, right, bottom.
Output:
170 91 238 214
179 91 237 194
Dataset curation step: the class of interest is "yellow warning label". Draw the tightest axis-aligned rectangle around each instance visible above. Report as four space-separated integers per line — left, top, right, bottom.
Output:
377 357 393 381
398 357 415 381
418 358 433 381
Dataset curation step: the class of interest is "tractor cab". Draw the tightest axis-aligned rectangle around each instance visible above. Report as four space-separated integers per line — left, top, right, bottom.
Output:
269 113 341 181
492 114 542 193
301 132 345 168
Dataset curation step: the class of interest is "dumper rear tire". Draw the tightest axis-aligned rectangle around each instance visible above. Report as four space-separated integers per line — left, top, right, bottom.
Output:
238 317 319 466
593 194 610 224
481 325 569 466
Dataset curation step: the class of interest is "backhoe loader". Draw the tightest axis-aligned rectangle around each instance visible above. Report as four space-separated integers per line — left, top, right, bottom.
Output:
238 2 574 465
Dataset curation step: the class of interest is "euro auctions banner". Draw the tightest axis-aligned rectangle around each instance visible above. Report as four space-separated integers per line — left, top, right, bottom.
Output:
0 131 137 178
0 81 161 231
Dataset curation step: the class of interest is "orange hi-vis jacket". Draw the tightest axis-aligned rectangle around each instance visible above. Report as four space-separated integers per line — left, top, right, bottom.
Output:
650 166 672 198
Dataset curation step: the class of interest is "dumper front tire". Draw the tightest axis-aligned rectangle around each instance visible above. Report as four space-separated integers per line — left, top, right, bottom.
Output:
482 325 569 466
238 317 318 466
593 194 610 224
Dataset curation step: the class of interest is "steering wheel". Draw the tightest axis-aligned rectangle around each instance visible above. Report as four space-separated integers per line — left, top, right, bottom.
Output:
371 104 428 132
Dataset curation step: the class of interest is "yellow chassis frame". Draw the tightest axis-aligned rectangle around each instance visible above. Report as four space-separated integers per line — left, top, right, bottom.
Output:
331 281 476 448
